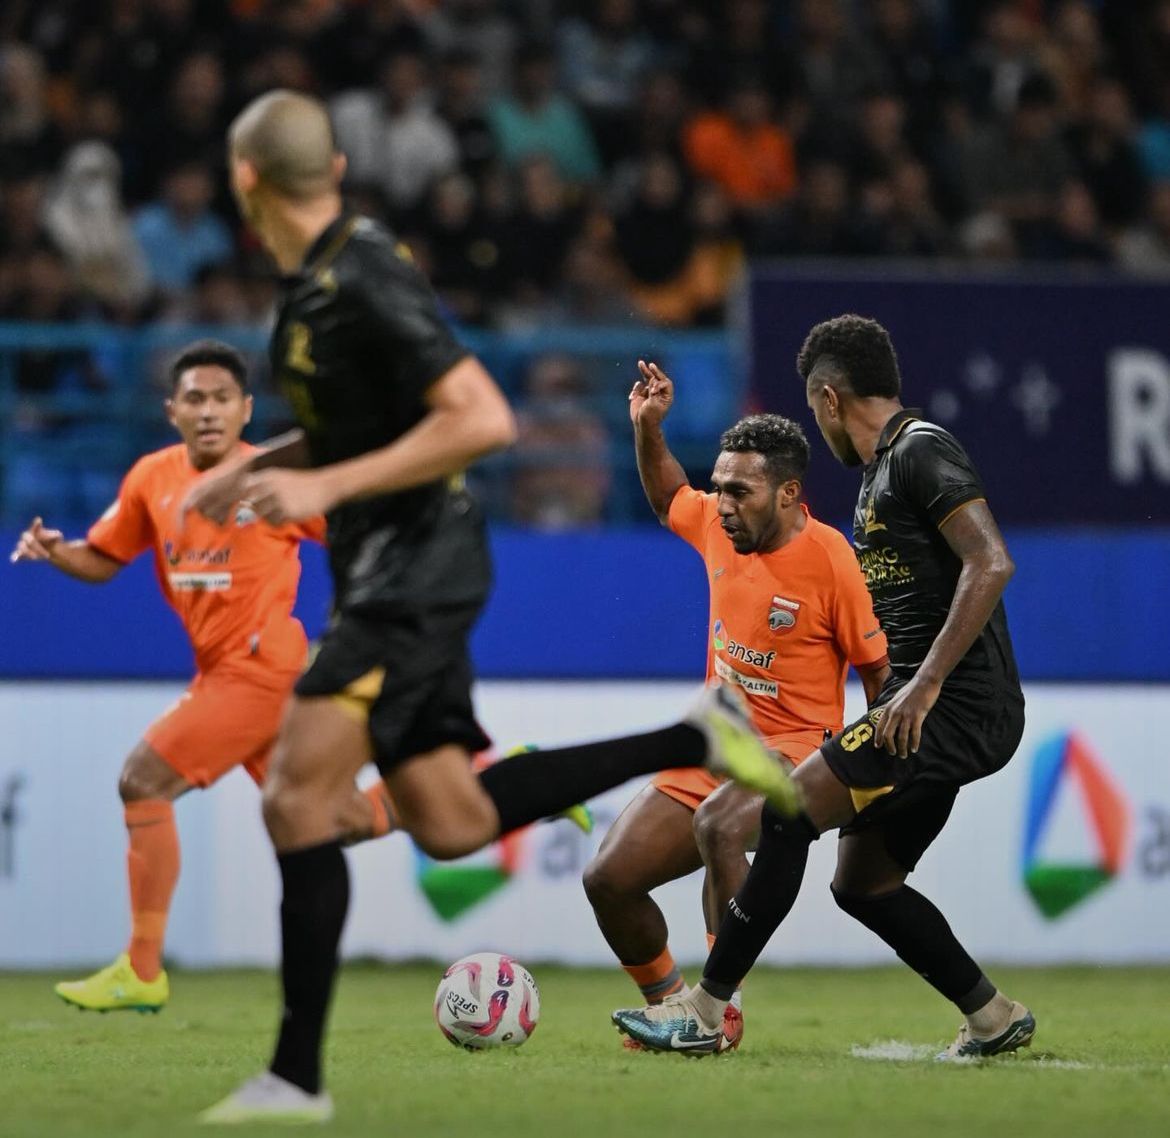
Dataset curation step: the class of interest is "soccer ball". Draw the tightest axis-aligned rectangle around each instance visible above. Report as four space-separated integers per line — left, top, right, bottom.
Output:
434 951 540 1050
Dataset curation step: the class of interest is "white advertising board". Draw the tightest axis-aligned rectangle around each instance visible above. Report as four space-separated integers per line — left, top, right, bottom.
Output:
1 681 1167 968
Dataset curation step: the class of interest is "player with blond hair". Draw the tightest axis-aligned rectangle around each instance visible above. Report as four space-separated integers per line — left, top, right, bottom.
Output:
190 90 797 1124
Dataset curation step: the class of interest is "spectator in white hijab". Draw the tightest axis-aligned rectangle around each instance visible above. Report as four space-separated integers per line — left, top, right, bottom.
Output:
43 141 152 311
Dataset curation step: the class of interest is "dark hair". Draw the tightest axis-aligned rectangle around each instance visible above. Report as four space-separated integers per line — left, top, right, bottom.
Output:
796 314 901 398
169 339 249 393
1017 70 1058 109
719 414 809 485
517 38 554 68
442 47 480 69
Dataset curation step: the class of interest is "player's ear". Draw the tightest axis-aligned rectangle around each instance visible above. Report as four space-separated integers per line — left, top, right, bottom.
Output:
243 393 254 425
779 478 801 507
232 154 259 195
332 151 347 183
164 397 177 428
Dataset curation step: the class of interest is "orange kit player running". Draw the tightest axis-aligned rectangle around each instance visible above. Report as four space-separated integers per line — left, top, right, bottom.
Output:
584 361 890 1050
10 340 391 1013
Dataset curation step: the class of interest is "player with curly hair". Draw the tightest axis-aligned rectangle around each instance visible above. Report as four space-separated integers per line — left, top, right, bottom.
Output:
585 360 889 1052
614 316 1034 1061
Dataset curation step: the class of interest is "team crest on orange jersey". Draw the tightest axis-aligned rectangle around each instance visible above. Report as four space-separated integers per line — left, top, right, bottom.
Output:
769 595 800 630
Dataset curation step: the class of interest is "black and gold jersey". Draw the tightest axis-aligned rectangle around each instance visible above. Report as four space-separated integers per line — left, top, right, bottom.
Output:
852 409 1020 692
270 212 488 614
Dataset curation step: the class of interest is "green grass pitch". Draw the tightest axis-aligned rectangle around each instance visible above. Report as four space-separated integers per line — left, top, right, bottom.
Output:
2 964 1167 1137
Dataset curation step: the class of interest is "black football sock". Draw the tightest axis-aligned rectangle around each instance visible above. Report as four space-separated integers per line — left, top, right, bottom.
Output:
479 723 705 835
701 806 818 1000
831 884 993 1012
269 841 350 1095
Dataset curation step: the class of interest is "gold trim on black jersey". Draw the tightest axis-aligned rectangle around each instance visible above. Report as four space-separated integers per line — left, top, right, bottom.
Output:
308 216 360 280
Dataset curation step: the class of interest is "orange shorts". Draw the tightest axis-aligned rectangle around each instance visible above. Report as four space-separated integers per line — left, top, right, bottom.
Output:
652 730 827 813
144 661 299 789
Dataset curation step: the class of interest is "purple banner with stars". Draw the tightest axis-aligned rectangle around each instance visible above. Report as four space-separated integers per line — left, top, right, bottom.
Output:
749 265 1170 527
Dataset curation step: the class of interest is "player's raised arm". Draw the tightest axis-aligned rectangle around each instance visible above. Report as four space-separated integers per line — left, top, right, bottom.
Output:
630 360 688 525
9 517 123 583
242 356 516 524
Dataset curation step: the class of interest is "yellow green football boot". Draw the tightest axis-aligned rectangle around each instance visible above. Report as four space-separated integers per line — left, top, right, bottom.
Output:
54 953 168 1013
687 683 802 817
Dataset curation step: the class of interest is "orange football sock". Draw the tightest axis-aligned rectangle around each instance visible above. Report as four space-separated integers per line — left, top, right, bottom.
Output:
363 783 396 838
124 799 180 982
623 946 685 1004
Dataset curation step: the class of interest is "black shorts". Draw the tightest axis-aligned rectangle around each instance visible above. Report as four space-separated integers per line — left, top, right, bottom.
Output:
824 675 1025 870
296 603 491 774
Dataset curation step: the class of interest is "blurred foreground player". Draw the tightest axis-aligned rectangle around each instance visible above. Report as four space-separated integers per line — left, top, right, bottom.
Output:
188 91 797 1124
585 362 889 1051
614 315 1034 1061
11 341 393 1013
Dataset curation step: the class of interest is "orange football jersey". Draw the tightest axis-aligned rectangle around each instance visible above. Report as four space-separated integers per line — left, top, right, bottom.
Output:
669 487 888 756
87 444 325 672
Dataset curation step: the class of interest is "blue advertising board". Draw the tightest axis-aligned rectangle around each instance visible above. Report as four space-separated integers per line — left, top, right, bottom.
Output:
750 265 1170 527
2 525 1168 681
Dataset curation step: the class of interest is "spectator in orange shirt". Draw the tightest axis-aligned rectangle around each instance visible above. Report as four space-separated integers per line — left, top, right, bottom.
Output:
683 76 798 210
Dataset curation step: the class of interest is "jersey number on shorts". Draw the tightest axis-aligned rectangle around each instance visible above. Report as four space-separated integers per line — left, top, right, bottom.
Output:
840 722 875 752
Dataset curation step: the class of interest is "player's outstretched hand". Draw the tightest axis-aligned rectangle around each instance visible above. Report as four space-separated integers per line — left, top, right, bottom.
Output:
181 457 252 525
629 360 674 428
10 517 63 564
242 469 335 525
872 674 941 759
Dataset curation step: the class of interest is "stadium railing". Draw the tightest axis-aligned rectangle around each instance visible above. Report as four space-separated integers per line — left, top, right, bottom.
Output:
0 322 737 527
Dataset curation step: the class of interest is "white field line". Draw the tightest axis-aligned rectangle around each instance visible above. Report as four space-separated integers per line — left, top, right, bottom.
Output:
850 1040 1168 1073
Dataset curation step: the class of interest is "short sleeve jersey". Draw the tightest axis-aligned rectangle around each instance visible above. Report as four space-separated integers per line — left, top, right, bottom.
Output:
669 487 888 755
87 444 325 673
270 212 489 614
852 410 1020 689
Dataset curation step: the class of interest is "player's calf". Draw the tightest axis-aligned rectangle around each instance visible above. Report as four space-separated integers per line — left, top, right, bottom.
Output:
387 746 500 858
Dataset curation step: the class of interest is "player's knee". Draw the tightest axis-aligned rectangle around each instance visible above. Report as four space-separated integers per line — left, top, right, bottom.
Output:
261 778 312 836
582 848 641 906
830 881 901 915
831 858 906 899
691 804 719 859
118 756 161 803
830 881 902 924
693 801 739 861
830 883 859 914
118 767 147 803
581 854 616 906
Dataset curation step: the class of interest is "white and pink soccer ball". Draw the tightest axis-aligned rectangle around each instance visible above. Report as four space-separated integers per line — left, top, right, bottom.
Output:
434 952 541 1050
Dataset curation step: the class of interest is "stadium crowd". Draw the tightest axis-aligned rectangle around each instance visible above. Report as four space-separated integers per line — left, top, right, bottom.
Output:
4 0 1170 527
4 0 1170 335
